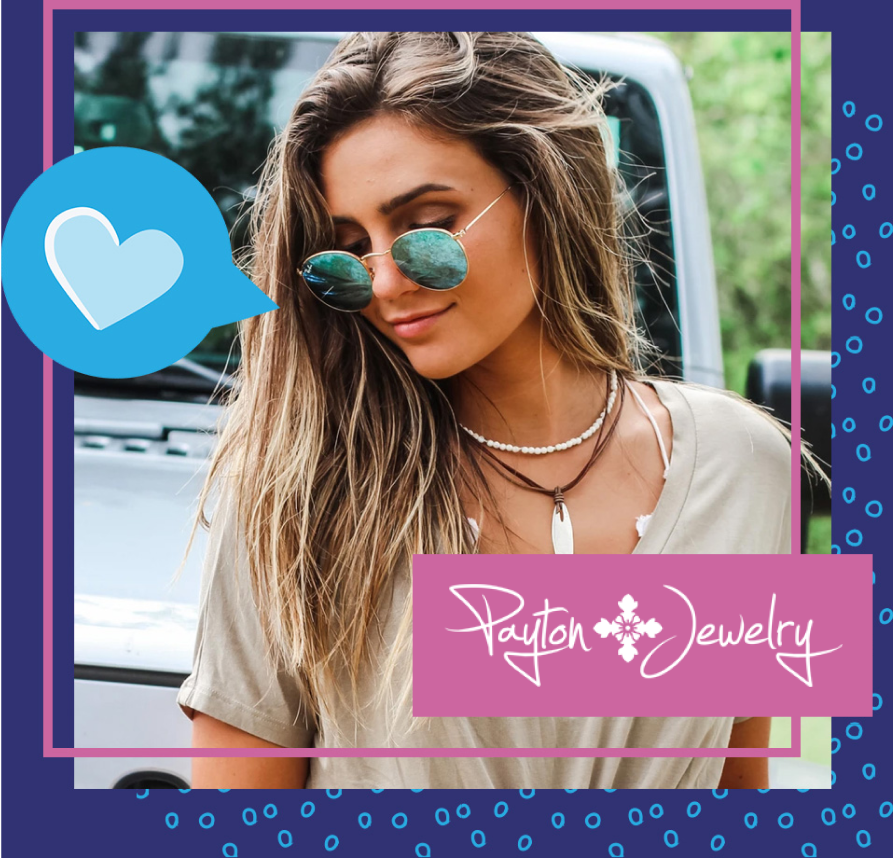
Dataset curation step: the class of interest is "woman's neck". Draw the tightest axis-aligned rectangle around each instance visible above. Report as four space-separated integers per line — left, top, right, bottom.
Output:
447 341 611 448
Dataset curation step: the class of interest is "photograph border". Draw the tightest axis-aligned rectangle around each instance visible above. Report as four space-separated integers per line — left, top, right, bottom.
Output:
47 0 804 761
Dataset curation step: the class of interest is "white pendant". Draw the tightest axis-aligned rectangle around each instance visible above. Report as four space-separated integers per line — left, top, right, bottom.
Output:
551 501 574 554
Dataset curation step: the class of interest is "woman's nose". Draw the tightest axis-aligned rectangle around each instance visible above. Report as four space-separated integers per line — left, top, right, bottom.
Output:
367 252 419 302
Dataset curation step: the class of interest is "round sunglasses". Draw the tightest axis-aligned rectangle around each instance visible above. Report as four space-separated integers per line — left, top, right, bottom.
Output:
298 186 512 312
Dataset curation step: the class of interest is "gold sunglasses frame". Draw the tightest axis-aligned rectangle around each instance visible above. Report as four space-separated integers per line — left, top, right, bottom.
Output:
298 185 513 312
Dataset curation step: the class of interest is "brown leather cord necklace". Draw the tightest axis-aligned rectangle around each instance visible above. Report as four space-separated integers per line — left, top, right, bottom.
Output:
469 371 626 554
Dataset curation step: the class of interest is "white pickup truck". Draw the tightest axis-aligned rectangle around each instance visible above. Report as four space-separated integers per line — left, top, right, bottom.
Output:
72 30 824 789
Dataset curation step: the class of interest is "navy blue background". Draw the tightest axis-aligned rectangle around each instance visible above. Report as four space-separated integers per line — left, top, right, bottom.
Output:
2 2 889 855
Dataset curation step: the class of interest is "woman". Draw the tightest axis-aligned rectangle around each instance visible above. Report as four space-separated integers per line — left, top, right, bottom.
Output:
177 32 803 789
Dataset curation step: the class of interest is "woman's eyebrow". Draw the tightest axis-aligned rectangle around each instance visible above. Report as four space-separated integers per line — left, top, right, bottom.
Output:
379 183 455 216
331 184 455 226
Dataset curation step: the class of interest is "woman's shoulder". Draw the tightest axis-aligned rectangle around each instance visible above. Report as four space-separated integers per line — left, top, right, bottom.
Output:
650 377 792 484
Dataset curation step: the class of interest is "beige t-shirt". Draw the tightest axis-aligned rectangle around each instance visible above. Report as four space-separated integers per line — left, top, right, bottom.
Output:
177 378 791 788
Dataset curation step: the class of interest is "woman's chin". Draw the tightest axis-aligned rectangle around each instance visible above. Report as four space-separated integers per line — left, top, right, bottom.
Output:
405 348 475 381
409 361 466 381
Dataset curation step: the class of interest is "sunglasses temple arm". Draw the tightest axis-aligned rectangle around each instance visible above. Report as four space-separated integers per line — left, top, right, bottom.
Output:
456 185 513 237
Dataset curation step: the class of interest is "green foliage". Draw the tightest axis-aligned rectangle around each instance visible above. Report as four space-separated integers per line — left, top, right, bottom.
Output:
807 514 832 555
651 32 832 394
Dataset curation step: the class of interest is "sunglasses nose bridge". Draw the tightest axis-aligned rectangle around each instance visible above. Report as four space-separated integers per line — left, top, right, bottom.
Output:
360 248 395 282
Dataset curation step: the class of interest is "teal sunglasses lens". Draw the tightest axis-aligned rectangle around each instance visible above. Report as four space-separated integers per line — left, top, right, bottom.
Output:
392 230 468 290
301 253 372 311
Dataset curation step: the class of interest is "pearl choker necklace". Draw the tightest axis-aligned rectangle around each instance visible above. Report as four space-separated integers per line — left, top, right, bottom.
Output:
459 369 619 455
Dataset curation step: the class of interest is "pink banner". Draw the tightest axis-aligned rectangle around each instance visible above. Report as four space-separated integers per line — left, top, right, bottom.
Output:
412 554 873 717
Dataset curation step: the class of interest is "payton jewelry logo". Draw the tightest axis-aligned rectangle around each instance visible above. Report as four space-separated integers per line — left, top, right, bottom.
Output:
412 554 873 719
447 586 841 689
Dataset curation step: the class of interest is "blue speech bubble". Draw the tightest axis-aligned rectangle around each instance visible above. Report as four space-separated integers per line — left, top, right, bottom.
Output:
2 146 277 377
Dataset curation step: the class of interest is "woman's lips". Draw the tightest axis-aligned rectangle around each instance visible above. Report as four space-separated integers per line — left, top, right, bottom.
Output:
390 304 454 338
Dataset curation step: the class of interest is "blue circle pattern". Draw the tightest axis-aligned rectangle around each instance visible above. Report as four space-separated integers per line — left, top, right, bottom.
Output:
136 776 893 855
830 94 892 858
129 98 892 858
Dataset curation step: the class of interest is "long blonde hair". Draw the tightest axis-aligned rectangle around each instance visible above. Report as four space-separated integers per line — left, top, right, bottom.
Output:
190 32 822 744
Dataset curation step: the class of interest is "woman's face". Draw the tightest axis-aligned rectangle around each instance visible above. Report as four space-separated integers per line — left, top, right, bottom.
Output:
318 113 541 380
